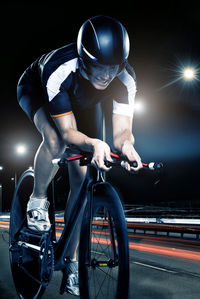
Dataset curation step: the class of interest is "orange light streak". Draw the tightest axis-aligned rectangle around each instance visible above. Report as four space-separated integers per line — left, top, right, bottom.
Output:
1 222 200 262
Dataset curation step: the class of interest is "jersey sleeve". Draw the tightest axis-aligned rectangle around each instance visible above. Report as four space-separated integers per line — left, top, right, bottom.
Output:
47 90 72 118
112 67 137 117
45 62 75 118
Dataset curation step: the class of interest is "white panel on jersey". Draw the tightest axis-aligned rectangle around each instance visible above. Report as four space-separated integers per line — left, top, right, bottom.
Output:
46 58 78 102
113 69 137 117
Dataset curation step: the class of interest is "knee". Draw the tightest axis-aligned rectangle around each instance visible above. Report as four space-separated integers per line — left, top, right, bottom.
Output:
43 131 65 158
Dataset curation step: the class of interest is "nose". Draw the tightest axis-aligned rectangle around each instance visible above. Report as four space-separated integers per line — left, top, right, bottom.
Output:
99 68 111 81
102 73 110 80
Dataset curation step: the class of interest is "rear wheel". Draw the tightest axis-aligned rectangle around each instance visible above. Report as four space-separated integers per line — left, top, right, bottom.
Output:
9 169 54 299
79 182 129 299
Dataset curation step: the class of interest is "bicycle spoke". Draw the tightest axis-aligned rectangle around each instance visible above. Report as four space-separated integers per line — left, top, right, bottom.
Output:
89 263 115 296
93 268 108 298
86 208 120 298
97 266 118 281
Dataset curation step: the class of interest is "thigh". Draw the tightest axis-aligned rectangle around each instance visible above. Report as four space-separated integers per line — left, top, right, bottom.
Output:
34 106 65 152
17 69 46 122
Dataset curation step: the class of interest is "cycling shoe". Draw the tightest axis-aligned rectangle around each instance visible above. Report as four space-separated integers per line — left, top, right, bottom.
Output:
27 198 51 232
60 258 80 296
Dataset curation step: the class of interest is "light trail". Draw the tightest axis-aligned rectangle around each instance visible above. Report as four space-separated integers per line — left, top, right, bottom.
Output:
1 221 200 262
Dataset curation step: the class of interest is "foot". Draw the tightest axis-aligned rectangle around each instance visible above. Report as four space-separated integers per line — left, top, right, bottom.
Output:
26 198 51 232
60 258 80 296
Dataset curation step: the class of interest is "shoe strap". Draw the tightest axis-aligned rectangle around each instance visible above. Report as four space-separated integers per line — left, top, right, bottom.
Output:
27 198 50 212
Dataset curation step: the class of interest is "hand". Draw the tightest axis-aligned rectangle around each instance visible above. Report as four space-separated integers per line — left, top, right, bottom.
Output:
91 139 113 171
121 141 143 172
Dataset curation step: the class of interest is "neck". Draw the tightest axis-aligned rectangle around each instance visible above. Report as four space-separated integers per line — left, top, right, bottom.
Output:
79 59 89 80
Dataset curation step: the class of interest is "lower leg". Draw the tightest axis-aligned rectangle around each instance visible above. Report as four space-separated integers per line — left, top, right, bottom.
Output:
64 162 87 260
27 139 65 231
64 191 87 260
31 140 61 199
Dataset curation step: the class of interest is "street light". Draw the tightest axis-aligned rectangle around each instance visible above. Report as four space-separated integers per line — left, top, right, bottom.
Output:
157 64 199 92
16 144 27 155
182 67 196 81
14 144 27 187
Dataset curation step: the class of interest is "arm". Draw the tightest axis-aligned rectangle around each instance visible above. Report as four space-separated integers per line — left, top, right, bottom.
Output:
113 114 134 151
53 112 93 151
112 113 143 171
53 112 112 171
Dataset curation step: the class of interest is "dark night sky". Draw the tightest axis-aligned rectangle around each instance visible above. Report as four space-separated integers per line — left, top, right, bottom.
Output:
0 2 200 211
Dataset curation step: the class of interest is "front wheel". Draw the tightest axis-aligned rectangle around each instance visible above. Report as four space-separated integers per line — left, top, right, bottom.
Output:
79 182 129 299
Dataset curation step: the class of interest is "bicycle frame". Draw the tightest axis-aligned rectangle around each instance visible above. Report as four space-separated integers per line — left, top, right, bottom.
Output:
53 151 163 270
9 148 162 299
54 164 120 271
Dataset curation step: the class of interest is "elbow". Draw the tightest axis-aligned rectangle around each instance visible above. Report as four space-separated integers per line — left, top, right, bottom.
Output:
62 129 73 146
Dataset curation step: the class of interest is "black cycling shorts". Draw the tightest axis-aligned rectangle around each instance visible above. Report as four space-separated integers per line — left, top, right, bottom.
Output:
17 70 103 140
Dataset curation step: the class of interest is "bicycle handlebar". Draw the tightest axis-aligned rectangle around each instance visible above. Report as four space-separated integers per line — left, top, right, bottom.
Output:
52 150 163 171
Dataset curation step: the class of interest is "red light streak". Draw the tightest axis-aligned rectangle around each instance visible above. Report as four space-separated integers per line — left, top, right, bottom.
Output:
1 221 200 262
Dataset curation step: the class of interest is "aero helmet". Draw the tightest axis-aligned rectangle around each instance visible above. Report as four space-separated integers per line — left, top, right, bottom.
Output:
77 15 130 66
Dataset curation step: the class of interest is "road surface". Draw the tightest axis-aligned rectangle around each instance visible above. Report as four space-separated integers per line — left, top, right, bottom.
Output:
1 224 200 298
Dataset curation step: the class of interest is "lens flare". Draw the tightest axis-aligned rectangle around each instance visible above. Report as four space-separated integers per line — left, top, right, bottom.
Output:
182 67 196 81
16 144 27 155
134 100 145 114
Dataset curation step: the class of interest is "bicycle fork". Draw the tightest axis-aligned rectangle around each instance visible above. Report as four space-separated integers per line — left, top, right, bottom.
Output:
86 180 119 268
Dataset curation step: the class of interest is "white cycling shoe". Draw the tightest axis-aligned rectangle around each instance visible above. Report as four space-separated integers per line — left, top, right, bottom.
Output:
26 198 51 232
60 259 80 296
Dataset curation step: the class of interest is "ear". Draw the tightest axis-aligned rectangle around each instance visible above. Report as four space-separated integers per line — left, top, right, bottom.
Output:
78 57 93 76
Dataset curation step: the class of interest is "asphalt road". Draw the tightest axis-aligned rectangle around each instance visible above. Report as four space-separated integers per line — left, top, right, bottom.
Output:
1 227 200 299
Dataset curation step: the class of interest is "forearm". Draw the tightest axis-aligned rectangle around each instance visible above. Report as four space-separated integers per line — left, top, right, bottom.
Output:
113 129 135 152
63 128 112 171
112 115 142 170
62 128 96 152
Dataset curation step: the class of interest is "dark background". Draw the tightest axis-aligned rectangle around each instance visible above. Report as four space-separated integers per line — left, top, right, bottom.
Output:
0 2 200 213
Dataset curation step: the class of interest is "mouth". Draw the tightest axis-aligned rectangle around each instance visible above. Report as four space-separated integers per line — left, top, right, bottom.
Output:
95 78 110 87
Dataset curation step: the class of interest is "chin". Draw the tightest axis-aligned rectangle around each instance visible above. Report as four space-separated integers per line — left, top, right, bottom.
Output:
93 82 109 90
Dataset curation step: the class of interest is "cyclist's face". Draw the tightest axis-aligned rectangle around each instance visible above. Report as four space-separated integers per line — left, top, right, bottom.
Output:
86 62 119 90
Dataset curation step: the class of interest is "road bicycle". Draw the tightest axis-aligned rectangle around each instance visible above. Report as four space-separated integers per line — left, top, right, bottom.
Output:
9 148 162 299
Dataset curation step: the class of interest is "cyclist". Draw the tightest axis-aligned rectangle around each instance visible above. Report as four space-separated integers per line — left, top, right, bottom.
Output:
17 15 143 296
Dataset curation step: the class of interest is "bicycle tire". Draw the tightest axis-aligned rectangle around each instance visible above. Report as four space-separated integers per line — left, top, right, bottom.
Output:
79 182 129 299
9 169 48 299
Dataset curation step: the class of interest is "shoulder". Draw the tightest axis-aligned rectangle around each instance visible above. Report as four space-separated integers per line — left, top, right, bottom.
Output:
117 63 137 92
39 43 79 84
39 43 78 67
